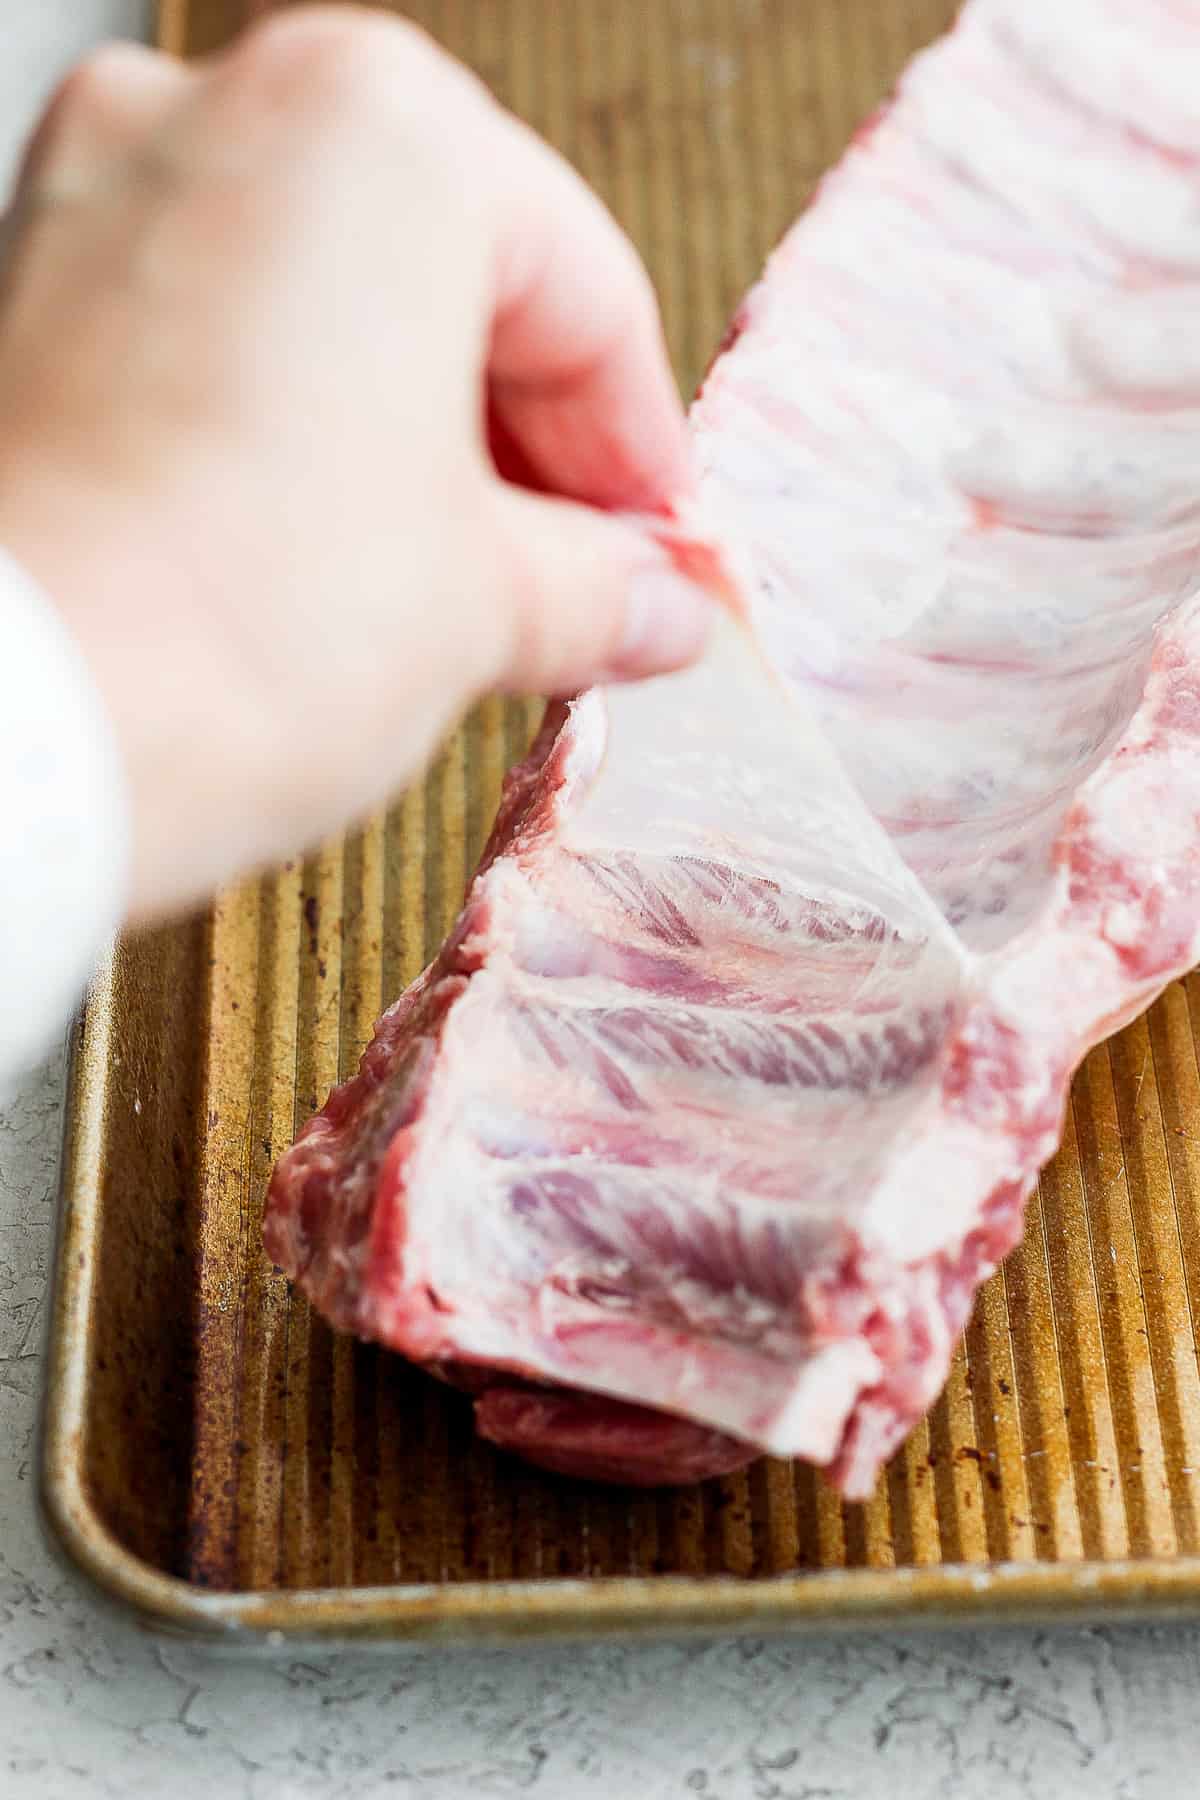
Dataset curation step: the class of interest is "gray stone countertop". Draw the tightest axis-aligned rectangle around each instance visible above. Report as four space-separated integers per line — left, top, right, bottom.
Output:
4 5 1200 1795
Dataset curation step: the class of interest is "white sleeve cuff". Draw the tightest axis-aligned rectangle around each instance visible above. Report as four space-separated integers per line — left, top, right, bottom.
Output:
0 545 129 1084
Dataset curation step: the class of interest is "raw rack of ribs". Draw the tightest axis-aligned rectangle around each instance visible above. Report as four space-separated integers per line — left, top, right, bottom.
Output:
265 0 1200 1494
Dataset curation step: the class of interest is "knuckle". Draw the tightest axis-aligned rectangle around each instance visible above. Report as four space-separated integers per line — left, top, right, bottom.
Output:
55 42 151 119
44 45 133 136
231 6 468 125
23 43 157 183
235 8 378 100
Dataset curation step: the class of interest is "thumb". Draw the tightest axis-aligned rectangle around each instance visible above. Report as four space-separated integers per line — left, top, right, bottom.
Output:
487 483 716 697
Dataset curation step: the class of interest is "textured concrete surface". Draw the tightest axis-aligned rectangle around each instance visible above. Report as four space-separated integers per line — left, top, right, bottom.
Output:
6 4 1200 1795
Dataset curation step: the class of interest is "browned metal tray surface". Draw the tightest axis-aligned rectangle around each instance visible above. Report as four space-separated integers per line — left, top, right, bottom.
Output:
41 0 1200 1643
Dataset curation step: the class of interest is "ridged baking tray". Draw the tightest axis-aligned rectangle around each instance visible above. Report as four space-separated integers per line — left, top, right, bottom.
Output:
38 0 1200 1643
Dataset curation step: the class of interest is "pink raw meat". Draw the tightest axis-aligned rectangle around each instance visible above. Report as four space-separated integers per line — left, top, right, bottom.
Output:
264 0 1200 1495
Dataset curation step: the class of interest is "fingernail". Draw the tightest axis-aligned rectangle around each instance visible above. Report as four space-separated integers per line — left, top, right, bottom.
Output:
609 566 713 681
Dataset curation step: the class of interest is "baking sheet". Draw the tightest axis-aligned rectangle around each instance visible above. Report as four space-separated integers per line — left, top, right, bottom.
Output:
39 0 1200 1642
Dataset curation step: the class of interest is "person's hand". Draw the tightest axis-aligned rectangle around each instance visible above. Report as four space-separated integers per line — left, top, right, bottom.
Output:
0 7 709 919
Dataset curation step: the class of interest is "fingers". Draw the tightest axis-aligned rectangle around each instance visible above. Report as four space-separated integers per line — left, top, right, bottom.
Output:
482 111 690 512
15 43 192 202
170 7 485 175
486 482 713 697
191 7 690 513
